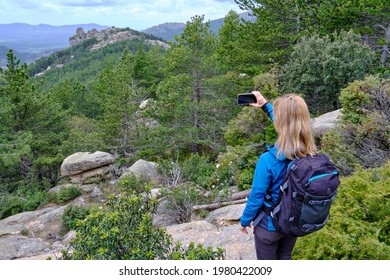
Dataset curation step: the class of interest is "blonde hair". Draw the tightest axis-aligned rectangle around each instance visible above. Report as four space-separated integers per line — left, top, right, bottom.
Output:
273 94 317 160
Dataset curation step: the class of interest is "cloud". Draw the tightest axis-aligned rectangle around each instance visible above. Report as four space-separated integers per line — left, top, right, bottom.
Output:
11 0 40 9
61 0 123 7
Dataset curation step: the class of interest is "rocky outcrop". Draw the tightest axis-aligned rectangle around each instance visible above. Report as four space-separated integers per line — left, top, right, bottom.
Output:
69 27 170 50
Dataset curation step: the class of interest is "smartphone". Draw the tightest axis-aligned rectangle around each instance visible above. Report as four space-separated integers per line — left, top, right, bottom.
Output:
237 93 257 105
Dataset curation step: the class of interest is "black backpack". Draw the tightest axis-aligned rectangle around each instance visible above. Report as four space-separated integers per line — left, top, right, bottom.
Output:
253 154 340 237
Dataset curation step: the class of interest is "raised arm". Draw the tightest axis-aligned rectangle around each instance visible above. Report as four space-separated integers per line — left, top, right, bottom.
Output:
250 91 274 123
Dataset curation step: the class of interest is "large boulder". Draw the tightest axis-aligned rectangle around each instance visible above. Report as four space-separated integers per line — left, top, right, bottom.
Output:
120 159 160 184
312 109 342 136
61 151 115 177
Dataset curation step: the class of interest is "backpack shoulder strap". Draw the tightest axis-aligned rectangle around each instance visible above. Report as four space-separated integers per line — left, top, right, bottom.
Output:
252 157 293 227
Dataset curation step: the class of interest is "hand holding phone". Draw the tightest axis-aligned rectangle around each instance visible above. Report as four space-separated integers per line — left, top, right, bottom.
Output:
237 91 267 107
237 93 257 105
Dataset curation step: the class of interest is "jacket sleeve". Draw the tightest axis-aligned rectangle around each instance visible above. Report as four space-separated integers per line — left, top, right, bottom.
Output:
240 154 272 227
261 102 274 123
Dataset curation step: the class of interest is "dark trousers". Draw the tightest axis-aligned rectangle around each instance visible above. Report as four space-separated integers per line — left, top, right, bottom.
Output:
254 226 297 260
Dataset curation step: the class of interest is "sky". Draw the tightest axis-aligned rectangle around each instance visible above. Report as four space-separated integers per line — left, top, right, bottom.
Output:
0 0 244 31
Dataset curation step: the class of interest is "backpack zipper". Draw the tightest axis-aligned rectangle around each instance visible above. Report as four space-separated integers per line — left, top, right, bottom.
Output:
306 171 339 186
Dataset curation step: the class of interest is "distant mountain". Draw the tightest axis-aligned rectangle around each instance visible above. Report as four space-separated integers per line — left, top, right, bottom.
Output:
0 45 27 68
143 11 256 41
143 22 186 42
0 23 109 53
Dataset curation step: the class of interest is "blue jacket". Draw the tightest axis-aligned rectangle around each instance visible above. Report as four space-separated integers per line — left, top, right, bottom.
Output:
240 103 289 231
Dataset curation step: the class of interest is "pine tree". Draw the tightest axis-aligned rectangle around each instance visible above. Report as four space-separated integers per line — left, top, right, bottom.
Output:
156 15 237 156
0 50 67 188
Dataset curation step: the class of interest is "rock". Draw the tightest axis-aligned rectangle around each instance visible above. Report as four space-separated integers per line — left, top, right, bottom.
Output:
165 218 255 260
69 27 86 46
69 165 112 184
140 99 151 109
49 183 96 194
120 159 160 183
312 109 342 136
206 204 245 226
153 199 179 228
61 151 115 177
0 236 50 260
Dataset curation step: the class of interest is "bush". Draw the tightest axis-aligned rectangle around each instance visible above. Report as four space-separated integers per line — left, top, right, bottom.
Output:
322 76 390 174
224 106 274 147
62 205 93 231
49 186 83 204
0 185 48 219
60 188 224 260
118 173 150 195
293 161 390 259
161 182 212 223
281 30 375 115
181 154 216 189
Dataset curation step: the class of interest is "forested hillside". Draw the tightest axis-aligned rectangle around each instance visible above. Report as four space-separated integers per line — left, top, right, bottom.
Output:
0 1 389 260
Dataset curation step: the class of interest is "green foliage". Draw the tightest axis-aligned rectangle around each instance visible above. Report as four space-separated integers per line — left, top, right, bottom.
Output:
321 76 389 174
156 15 238 156
62 205 93 231
94 49 157 158
294 161 390 259
281 31 375 114
60 189 224 260
49 186 83 204
30 36 165 89
181 154 216 189
222 103 277 190
60 116 106 156
118 173 150 195
320 130 359 176
217 10 242 73
235 0 390 71
0 185 48 219
0 50 69 189
253 70 280 101
224 106 275 147
341 76 389 169
170 242 225 260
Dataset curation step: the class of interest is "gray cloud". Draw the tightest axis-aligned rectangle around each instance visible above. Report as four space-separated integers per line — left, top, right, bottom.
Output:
61 0 123 7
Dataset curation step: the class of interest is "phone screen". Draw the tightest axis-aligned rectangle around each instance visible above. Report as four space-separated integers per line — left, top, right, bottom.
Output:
237 93 257 105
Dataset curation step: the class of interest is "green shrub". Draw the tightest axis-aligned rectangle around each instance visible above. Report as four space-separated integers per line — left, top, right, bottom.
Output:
49 186 83 204
118 173 150 195
62 205 93 231
181 154 216 189
0 185 48 219
224 106 274 147
281 30 375 115
293 161 390 259
60 188 224 260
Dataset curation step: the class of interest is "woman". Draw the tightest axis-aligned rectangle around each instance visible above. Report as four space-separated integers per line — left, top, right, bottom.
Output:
240 91 317 260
